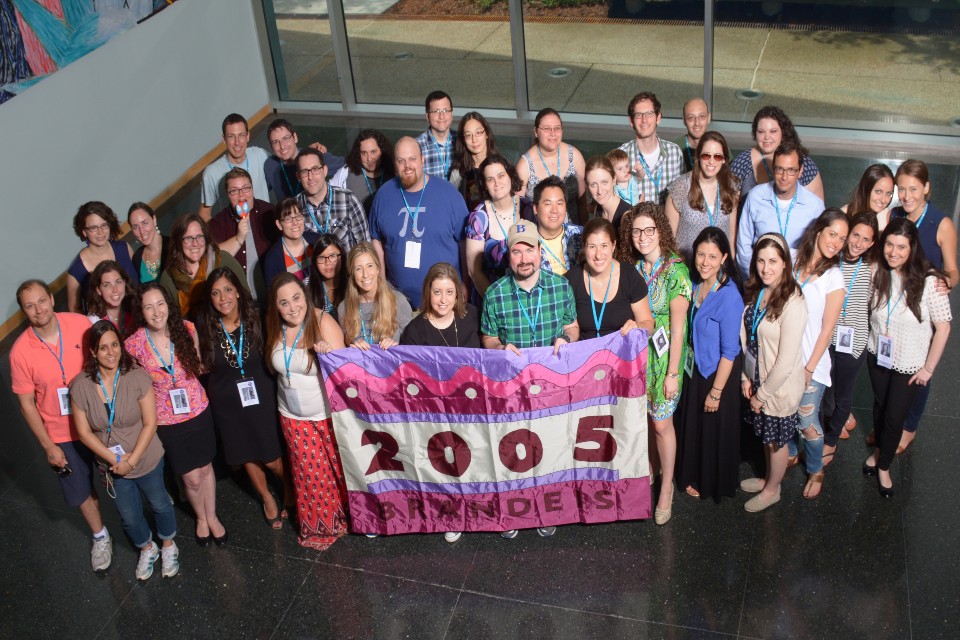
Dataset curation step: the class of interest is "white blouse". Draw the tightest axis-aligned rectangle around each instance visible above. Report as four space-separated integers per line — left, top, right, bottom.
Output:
269 345 330 421
867 273 951 374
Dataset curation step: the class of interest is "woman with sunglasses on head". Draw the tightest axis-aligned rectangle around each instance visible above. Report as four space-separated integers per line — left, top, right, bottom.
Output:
67 201 139 313
842 164 896 230
450 112 500 211
617 202 691 525
262 198 320 288
339 242 413 350
71 320 179 581
309 235 348 321
666 131 741 260
864 219 951 497
128 202 168 284
159 213 246 319
266 273 348 549
86 261 136 339
196 267 292 530
125 283 226 546
675 227 744 503
517 108 586 223
738 233 807 513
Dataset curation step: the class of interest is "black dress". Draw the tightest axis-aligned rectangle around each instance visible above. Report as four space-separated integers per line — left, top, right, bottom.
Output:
205 324 283 465
566 262 647 340
399 305 482 348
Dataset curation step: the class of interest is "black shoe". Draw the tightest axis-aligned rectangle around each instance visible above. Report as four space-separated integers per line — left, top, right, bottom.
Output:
213 529 229 547
195 533 212 547
862 461 878 477
877 476 895 498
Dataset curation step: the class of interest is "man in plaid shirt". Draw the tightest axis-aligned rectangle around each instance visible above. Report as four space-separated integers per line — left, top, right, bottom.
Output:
416 90 456 180
618 92 684 205
295 147 370 256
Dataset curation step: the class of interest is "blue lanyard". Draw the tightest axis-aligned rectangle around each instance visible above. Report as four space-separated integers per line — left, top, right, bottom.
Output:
219 319 245 377
773 190 798 237
638 256 665 311
885 288 905 334
589 263 615 333
689 279 720 330
685 138 694 168
839 257 863 320
359 313 373 343
33 322 67 385
615 181 634 204
281 238 308 275
750 288 768 341
794 267 813 289
96 367 120 436
282 322 305 384
146 331 176 385
490 197 517 241
281 163 301 197
703 185 721 227
913 203 929 229
761 155 773 183
226 156 249 172
537 145 560 177
539 231 568 271
362 170 383 199
428 131 450 177
321 282 334 313
515 287 543 335
305 194 332 234
399 176 428 233
637 151 661 195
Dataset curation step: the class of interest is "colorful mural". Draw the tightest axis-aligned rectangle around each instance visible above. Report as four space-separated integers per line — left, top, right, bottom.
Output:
0 0 176 104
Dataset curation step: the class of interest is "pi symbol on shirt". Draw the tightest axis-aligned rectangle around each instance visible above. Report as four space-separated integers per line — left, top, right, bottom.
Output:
397 207 425 239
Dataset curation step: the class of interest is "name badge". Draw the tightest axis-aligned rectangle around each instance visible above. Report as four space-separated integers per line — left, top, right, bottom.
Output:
835 325 855 355
684 349 694 377
169 388 191 415
108 444 127 457
404 241 422 269
57 387 72 416
237 379 260 407
651 326 669 358
283 386 303 417
876 335 894 369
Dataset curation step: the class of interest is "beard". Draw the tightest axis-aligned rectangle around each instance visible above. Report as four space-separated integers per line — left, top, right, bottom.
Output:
400 171 420 190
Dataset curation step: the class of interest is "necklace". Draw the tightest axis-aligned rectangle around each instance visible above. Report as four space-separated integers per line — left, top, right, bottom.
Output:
217 322 249 370
429 315 459 347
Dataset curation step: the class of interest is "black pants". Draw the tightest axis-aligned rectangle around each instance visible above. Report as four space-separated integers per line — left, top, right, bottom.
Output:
867 354 918 471
821 347 867 447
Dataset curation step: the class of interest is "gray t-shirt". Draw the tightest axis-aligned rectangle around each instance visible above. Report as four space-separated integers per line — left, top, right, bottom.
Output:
337 285 414 343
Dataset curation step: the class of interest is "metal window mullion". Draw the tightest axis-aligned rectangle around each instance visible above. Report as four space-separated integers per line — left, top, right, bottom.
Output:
704 0 714 110
508 0 530 119
327 0 356 111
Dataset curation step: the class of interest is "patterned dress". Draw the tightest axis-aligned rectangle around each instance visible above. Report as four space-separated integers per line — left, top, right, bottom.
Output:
743 304 799 446
639 255 692 419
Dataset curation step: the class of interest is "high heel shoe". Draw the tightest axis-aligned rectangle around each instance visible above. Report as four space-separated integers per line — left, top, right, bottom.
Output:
212 529 229 547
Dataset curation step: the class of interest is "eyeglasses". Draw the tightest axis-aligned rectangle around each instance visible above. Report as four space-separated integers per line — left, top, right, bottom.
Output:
463 129 486 141
632 110 657 121
316 253 341 264
699 153 725 162
227 185 253 196
85 222 111 234
685 114 709 122
182 234 205 245
537 126 562 134
281 213 304 223
631 226 657 237
297 166 324 178
270 133 294 147
428 108 452 116
774 167 800 176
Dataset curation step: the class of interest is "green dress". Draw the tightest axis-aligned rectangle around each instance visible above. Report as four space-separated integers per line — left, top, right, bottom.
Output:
637 254 692 419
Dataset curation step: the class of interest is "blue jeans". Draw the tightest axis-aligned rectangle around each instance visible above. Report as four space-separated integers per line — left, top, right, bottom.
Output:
787 380 827 474
113 458 177 548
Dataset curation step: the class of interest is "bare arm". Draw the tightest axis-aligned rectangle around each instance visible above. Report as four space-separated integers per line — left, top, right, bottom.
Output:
806 173 825 202
482 333 522 356
124 388 159 473
665 197 681 236
571 145 586 197
704 356 735 412
516 156 530 195
465 238 491 296
910 320 951 385
198 205 213 223
318 310 347 350
67 275 81 313
663 293 690 396
631 298 655 334
16 392 66 467
372 239 386 278
804 287 844 383
937 218 959 288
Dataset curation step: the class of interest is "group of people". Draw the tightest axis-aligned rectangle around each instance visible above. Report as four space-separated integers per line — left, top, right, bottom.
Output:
12 89 955 578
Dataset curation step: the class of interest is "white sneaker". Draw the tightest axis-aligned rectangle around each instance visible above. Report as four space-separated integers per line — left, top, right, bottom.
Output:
500 530 518 539
160 542 180 578
444 532 462 543
91 535 113 572
135 542 159 581
365 533 379 538
536 527 557 538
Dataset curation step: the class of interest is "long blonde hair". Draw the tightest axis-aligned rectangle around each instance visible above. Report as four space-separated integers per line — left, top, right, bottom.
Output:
341 242 399 343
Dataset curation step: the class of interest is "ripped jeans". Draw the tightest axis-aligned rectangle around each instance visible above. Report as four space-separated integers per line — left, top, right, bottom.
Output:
787 380 827 474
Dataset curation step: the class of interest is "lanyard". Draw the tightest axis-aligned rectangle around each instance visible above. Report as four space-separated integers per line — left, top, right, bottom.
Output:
399 176 428 233
219 319 245 377
885 288 905 334
761 155 773 183
428 131 450 177
146 331 176 385
33 323 67 385
685 138 694 168
539 231 567 271
615 181 634 204
226 155 249 172
773 189 798 237
638 256 666 310
282 322 305 384
689 279 720 330
281 163 301 197
589 263 615 333
840 257 863 320
305 193 332 234
702 184 721 227
794 267 813 289
490 197 517 241
637 149 661 194
515 287 543 335
537 145 560 177
362 170 383 199
359 313 373 343
96 368 120 436
321 282 333 313
912 203 929 229
750 288 768 341
281 237 307 275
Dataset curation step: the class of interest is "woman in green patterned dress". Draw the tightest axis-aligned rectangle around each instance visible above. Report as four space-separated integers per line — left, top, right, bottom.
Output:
618 202 692 525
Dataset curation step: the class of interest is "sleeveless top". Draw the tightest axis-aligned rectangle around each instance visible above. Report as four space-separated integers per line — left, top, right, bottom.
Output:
667 172 737 259
524 144 580 221
891 204 945 269
67 240 140 312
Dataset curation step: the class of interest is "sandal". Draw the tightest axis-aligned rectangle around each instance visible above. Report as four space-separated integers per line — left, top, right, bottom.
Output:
839 428 850 440
685 486 700 498
263 502 283 530
866 431 876 446
787 455 799 469
822 445 837 468
803 471 825 500
844 414 857 432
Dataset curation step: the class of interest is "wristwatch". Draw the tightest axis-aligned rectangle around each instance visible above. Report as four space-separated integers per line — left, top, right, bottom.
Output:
557 332 572 344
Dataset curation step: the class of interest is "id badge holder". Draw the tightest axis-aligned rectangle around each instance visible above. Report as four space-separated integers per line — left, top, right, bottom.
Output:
57 387 72 416
284 386 304 417
169 388 191 415
108 444 127 457
876 335 894 369
404 241 422 269
684 349 694 377
652 326 670 357
237 379 260 407
835 325 855 354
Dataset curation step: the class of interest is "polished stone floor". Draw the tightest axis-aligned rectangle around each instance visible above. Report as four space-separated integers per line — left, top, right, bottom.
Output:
1 121 957 639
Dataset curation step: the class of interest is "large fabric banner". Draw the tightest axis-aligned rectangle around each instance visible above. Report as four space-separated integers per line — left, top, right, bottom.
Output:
319 331 650 535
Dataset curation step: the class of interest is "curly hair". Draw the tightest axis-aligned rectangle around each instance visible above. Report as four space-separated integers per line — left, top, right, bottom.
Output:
194 267 263 372
132 282 203 379
616 202 679 264
83 320 137 382
85 260 135 327
73 201 122 241
345 129 395 176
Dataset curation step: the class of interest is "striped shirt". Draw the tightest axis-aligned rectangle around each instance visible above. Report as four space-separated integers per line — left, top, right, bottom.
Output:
832 258 875 358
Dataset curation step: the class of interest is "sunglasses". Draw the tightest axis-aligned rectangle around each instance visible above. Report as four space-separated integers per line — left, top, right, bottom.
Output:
699 153 725 162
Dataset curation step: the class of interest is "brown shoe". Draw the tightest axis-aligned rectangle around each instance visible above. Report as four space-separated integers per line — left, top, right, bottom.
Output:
803 472 825 500
866 430 876 446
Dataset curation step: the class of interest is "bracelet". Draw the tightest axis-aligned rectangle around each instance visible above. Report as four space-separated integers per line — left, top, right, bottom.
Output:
709 393 721 401
804 367 814 374
668 372 679 379
711 386 722 392
923 365 935 374
115 454 121 464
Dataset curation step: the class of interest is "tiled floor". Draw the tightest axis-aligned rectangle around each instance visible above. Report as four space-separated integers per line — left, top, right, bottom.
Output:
1 120 957 639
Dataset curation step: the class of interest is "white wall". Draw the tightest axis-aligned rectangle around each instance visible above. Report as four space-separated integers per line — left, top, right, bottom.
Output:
0 0 270 319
